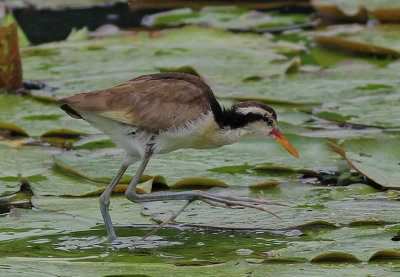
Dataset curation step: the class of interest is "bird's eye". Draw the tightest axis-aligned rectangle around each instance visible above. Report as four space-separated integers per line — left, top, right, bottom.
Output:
264 117 273 126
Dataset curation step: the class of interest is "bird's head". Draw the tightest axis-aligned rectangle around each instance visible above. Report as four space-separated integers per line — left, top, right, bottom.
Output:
232 101 299 158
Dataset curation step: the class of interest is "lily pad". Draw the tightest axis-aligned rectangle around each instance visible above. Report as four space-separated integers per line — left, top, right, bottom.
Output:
171 177 229 189
53 135 346 186
142 183 399 230
327 139 400 189
31 195 154 226
0 95 98 136
311 251 360 263
21 25 304 100
0 121 28 137
369 250 400 261
312 0 400 14
144 7 309 31
313 24 400 58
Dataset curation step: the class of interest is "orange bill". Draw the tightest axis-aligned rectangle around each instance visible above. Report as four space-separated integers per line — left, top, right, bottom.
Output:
269 129 299 158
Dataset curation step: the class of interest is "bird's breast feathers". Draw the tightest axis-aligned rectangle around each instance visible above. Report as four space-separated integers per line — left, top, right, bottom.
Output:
155 112 223 153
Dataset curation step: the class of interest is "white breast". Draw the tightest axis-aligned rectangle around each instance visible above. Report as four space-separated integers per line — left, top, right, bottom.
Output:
155 112 224 153
79 111 226 158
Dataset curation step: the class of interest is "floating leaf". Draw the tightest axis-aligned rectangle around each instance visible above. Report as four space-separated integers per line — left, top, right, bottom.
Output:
315 34 400 58
80 177 159 196
313 4 368 23
156 65 202 77
248 181 280 189
142 183 399 230
327 139 400 189
311 251 360 263
372 8 400 22
0 121 28 137
171 177 229 189
369 250 400 261
144 7 310 31
0 95 98 136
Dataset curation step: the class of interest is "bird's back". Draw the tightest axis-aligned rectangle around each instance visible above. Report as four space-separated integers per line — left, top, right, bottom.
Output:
60 72 221 131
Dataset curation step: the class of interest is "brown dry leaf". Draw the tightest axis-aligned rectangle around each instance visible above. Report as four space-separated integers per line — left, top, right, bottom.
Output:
0 22 23 92
314 34 400 58
371 8 400 23
313 4 368 24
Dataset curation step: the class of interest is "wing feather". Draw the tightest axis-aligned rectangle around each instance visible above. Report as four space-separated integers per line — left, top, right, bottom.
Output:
59 73 219 131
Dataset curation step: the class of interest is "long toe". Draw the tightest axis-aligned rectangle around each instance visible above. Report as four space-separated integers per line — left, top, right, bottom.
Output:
201 193 283 218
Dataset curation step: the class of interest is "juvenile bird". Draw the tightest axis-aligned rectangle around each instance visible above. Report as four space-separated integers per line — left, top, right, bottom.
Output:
60 72 298 240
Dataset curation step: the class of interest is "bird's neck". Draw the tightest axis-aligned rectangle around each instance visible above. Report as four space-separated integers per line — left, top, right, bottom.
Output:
210 108 258 146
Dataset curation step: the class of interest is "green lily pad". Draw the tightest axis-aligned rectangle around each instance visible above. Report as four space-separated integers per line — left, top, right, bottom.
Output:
142 183 399 230
144 7 309 31
21 25 304 100
0 258 255 277
171 177 229 189
312 0 400 14
315 93 400 128
328 139 400 189
369 250 400 261
0 207 100 241
0 121 28 137
32 195 154 226
311 251 360 263
0 95 98 136
53 135 345 186
276 224 400 261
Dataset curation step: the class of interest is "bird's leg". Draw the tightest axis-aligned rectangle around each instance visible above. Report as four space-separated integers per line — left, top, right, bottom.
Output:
125 146 286 236
100 154 135 240
124 145 154 201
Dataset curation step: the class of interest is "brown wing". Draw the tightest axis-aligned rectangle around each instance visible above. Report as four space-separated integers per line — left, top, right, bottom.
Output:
59 73 221 131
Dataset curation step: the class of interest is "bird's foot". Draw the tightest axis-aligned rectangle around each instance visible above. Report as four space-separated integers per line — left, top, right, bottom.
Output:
142 192 286 240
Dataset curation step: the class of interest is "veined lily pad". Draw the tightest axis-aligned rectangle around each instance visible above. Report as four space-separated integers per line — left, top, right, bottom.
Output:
53 135 346 187
313 24 400 58
0 95 98 136
31 195 154 226
142 183 399 230
327 139 400 189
